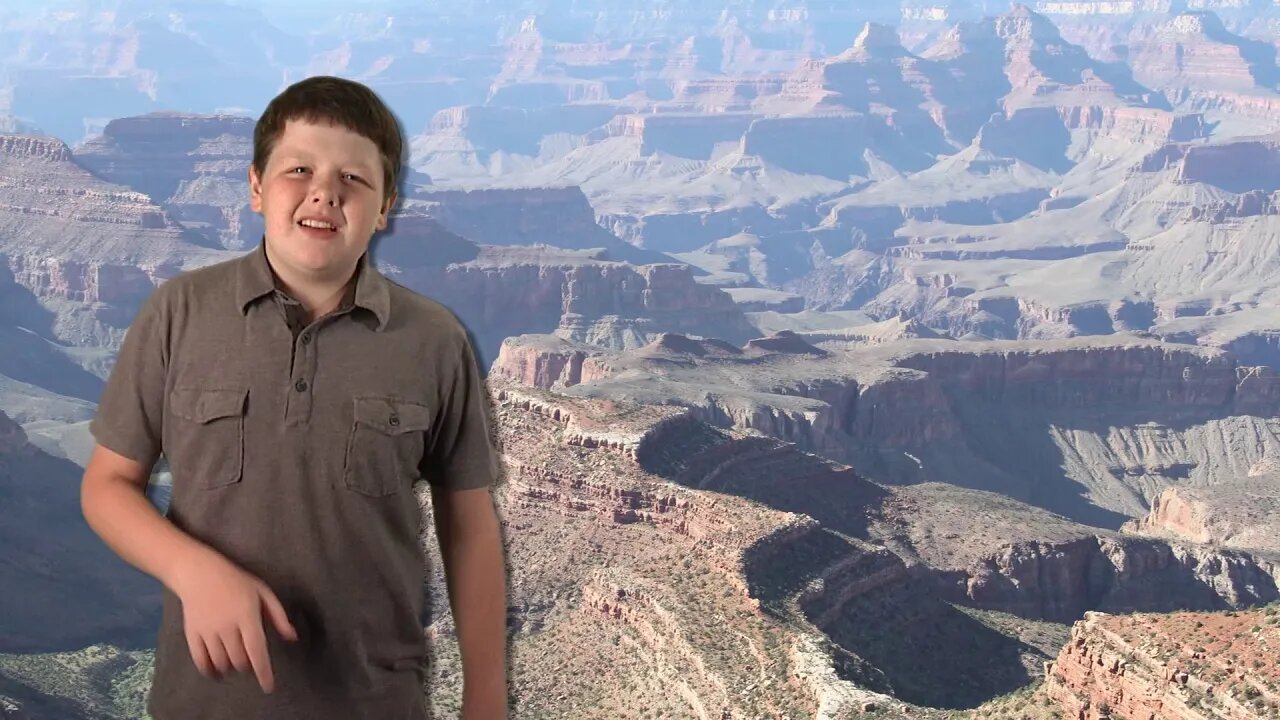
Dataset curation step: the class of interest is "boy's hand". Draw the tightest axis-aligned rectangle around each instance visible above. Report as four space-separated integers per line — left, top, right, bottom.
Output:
171 551 299 694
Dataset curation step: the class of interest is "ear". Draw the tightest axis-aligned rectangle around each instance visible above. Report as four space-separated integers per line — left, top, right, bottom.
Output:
375 189 398 231
248 165 263 214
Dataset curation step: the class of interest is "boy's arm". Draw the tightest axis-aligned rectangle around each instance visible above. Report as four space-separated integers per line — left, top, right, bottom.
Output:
80 286 209 592
422 328 507 716
80 443 219 595
432 485 507 719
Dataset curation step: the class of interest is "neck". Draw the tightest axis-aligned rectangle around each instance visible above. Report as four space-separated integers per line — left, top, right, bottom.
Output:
264 243 359 322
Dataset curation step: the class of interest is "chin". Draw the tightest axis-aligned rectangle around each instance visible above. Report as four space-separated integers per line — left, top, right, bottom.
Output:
279 245 343 273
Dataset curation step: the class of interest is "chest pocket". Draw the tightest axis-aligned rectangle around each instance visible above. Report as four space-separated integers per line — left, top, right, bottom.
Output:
344 396 432 497
168 387 248 490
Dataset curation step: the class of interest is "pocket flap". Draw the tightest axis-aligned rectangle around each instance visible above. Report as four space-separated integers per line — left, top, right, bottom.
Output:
171 387 248 423
353 396 431 434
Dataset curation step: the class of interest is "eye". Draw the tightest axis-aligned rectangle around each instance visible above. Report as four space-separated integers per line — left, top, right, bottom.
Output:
290 166 308 174
343 172 362 182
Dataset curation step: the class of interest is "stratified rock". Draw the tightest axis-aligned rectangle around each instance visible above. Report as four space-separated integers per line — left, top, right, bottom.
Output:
1045 608 1280 719
497 332 1280 525
74 112 260 250
0 131 225 345
413 186 672 266
390 243 759 364
1125 477 1280 554
1139 132 1280 194
1126 12 1280 124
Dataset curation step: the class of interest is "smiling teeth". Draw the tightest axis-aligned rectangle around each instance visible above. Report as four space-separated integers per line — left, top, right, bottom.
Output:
300 219 335 230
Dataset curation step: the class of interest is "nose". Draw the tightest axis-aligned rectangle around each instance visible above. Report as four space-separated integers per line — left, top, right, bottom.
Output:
310 176 341 208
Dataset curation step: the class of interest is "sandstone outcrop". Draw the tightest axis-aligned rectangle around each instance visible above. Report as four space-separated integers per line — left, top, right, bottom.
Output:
596 113 756 158
498 332 1280 525
1125 12 1280 124
1044 607 1280 719
74 112 260 250
478 377 827 717
1125 478 1280 554
391 246 759 364
489 335 614 388
0 131 227 345
1138 134 1280 194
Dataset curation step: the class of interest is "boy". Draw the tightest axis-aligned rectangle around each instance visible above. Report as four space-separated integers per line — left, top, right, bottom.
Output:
80 76 508 719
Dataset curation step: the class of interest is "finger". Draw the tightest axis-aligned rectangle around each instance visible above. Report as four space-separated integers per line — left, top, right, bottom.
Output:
224 630 253 674
207 634 232 677
187 632 216 679
259 587 299 642
242 619 276 694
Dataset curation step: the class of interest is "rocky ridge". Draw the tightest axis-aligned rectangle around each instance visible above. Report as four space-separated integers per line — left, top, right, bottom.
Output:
386 242 760 365
493 331 1280 525
474 374 1280 712
1044 607 1280 719
1125 477 1280 554
74 112 261 250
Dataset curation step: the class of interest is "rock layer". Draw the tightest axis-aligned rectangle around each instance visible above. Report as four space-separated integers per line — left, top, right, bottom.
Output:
1045 608 1280 719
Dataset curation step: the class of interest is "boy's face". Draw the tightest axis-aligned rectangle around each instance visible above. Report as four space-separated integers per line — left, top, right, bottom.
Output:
248 118 396 283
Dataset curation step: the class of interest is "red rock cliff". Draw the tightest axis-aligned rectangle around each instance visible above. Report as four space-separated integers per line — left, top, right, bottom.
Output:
1045 608 1280 719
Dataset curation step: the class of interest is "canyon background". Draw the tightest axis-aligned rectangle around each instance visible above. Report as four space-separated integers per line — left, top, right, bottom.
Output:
2 0 1280 718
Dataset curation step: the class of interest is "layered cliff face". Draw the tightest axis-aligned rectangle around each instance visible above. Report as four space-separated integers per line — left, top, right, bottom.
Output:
920 4 1153 113
473 376 1280 714
866 483 1280 621
496 332 1280 526
598 113 757 158
73 112 261 250
0 134 183 250
386 244 760 365
489 334 613 388
459 379 835 718
1125 12 1280 127
402 6 1275 358
412 186 673 266
1125 477 1280 554
1044 607 1280 719
1142 134 1280 194
0 131 227 347
819 124 1276 341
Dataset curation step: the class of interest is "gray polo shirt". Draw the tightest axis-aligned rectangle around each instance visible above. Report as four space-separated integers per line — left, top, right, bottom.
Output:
89 240 501 720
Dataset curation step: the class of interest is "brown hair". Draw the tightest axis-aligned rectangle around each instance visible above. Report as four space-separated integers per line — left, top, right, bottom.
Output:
253 75 403 205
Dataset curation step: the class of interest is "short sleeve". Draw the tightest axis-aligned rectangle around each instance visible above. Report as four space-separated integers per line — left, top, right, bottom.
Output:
420 331 501 490
89 288 168 468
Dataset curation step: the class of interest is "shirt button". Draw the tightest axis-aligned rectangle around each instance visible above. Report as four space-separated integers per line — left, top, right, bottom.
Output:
388 414 400 427
301 333 312 345
295 379 308 393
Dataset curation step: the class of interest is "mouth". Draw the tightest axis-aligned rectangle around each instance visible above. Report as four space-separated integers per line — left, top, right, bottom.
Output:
297 218 339 233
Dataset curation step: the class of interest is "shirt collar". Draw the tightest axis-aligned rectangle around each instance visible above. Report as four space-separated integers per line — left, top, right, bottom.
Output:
235 238 391 331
